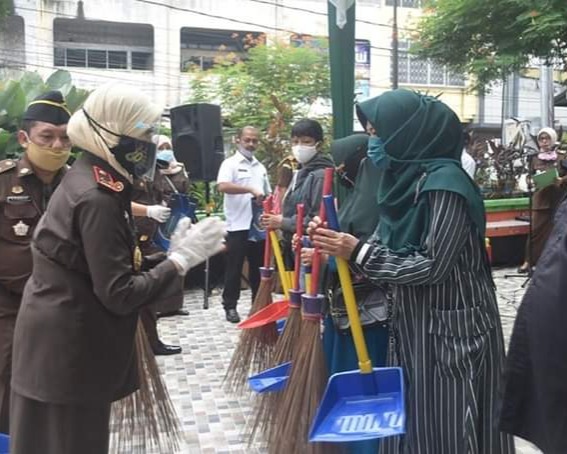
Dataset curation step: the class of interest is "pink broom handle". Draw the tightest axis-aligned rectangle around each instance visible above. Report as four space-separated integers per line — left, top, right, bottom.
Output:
293 204 305 291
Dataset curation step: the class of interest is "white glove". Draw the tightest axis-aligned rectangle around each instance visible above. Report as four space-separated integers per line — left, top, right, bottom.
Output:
168 217 227 275
147 205 171 223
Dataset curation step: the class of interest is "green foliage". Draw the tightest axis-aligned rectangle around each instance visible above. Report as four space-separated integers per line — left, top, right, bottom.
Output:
0 70 90 159
0 0 13 21
413 0 567 90
186 41 332 177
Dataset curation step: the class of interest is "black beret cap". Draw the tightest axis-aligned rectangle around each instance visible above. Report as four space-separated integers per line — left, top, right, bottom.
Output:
23 90 71 125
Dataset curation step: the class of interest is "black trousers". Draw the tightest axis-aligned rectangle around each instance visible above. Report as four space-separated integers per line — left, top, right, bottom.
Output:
139 306 159 350
222 230 263 310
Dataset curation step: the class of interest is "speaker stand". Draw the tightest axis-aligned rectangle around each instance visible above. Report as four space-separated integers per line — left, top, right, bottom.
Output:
203 182 211 310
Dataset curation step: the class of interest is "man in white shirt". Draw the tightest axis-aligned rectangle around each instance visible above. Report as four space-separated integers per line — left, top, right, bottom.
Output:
461 131 477 179
217 126 271 323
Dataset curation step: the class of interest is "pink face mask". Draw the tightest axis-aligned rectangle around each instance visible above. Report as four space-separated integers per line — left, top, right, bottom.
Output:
538 150 557 161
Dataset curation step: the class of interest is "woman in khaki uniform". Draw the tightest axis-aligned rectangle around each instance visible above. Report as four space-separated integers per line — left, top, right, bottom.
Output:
518 127 567 272
9 84 226 454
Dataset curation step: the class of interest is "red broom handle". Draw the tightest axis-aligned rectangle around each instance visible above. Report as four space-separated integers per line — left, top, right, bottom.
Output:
293 204 305 290
262 196 273 268
318 167 334 218
310 168 334 295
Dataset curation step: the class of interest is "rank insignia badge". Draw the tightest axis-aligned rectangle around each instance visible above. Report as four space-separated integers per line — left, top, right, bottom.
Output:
93 166 125 192
11 185 24 194
12 220 29 237
133 246 143 272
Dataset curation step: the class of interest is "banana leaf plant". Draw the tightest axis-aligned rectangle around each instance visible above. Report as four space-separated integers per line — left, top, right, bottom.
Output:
0 70 90 159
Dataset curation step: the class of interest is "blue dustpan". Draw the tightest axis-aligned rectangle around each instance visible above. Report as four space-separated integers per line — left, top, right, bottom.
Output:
309 367 405 442
248 361 291 393
309 196 406 443
0 433 9 454
153 193 197 251
276 318 286 334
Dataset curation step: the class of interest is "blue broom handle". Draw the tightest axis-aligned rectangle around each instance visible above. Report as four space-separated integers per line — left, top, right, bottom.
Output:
323 195 373 374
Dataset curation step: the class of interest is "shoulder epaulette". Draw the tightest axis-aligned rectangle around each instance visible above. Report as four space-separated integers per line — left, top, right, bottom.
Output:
93 165 124 193
0 159 17 175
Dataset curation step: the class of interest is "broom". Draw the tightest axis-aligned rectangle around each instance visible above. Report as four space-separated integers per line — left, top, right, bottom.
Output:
224 196 279 394
268 168 336 454
248 203 306 444
110 320 184 453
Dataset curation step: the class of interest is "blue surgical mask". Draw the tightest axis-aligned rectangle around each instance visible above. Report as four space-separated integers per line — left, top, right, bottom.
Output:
367 136 390 169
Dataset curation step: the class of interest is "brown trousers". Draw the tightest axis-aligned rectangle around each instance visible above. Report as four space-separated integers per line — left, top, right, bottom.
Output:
0 286 20 434
0 315 15 434
10 391 111 454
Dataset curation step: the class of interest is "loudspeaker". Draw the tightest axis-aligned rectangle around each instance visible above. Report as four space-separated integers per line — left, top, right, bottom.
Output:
170 103 224 182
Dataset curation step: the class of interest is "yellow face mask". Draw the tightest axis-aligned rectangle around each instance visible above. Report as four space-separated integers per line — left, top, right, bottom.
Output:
25 141 71 172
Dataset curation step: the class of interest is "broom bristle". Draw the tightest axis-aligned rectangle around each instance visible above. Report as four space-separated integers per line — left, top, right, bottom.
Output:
268 320 332 454
224 277 279 394
110 321 184 453
247 305 303 444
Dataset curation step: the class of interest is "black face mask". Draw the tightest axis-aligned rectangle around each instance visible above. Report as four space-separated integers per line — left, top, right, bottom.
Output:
109 136 157 179
83 109 157 179
337 146 367 188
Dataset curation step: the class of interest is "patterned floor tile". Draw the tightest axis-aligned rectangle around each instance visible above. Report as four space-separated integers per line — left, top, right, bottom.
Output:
113 270 541 453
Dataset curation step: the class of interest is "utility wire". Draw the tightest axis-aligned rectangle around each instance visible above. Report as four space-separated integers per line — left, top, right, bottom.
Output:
248 0 416 31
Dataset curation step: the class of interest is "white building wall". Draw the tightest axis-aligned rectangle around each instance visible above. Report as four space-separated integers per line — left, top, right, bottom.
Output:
11 0 465 112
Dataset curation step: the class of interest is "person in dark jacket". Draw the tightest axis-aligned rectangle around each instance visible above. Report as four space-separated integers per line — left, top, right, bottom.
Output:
261 118 334 267
0 91 71 434
500 195 567 453
131 173 183 356
9 83 226 454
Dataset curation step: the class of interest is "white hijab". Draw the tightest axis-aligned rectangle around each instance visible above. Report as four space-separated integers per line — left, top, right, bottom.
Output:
67 83 163 181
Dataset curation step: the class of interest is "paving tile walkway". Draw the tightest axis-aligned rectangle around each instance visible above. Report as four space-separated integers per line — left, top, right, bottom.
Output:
121 267 541 453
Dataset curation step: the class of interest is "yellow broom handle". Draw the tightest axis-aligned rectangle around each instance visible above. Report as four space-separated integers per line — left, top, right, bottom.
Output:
336 257 373 374
269 230 290 298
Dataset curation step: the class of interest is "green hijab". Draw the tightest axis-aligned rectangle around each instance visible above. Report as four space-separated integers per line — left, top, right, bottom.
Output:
331 134 381 241
356 89 485 255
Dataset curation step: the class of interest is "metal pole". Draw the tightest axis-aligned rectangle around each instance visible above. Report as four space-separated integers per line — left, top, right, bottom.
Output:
540 63 554 128
392 0 399 89
203 182 210 310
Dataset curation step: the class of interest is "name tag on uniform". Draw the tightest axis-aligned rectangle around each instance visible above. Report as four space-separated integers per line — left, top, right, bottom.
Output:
237 168 249 173
6 195 32 204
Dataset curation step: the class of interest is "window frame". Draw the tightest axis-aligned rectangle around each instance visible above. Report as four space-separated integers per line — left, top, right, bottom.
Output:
53 43 153 71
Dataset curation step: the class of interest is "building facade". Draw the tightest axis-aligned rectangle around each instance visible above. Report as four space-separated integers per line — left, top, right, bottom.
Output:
1 0 481 120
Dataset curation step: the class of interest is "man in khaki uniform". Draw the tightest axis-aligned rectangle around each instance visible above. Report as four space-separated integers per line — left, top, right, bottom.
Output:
0 91 71 433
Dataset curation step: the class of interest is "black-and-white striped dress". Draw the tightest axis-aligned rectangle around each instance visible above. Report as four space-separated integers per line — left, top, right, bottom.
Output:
354 191 515 454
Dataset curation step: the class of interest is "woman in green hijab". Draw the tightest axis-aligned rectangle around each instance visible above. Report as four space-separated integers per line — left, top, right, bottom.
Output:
322 133 389 454
311 90 514 454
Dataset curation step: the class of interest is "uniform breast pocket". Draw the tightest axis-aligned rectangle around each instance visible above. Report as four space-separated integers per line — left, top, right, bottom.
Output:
428 305 495 380
0 202 40 241
236 169 251 185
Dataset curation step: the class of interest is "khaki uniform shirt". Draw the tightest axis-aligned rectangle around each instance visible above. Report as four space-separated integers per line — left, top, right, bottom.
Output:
0 155 66 315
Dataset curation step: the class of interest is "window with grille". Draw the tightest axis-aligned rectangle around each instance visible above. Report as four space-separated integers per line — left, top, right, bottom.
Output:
385 0 422 7
395 41 465 86
53 19 153 71
180 28 265 71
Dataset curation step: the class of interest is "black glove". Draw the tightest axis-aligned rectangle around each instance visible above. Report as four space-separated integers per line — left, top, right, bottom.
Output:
141 251 168 271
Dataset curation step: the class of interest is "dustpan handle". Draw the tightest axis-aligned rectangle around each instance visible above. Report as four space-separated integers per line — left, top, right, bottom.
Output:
262 197 273 268
323 195 373 374
270 230 290 299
